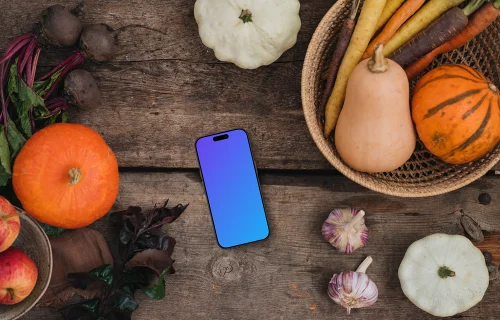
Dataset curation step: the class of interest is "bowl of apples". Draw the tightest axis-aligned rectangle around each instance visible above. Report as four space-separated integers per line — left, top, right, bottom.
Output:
0 197 52 320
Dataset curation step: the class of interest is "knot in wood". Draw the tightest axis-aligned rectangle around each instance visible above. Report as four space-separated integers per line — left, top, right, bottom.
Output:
211 256 242 281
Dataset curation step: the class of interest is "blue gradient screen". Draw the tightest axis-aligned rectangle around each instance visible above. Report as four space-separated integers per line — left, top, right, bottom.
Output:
196 129 269 248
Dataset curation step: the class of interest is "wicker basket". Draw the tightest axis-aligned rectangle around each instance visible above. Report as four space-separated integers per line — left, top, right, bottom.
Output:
302 0 500 197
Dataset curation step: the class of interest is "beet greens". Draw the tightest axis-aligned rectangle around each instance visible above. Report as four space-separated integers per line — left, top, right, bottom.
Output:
60 201 188 320
0 4 82 136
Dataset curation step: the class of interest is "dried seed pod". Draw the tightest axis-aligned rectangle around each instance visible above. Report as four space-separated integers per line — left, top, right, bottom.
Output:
460 215 484 242
322 208 368 253
478 193 492 205
488 265 499 281
483 252 493 265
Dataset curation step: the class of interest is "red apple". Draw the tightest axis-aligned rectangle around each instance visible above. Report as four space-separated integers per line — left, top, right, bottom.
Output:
0 197 20 252
0 247 38 304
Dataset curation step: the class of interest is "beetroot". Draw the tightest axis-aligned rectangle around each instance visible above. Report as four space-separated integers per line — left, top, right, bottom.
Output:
36 23 119 101
44 69 101 116
64 69 101 109
40 4 82 47
80 24 119 62
0 4 82 133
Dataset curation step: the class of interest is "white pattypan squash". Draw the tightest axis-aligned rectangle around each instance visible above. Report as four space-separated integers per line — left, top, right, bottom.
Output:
399 233 489 317
194 0 301 69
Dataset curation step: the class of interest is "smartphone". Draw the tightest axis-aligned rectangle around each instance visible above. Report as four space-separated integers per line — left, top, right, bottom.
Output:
195 129 269 248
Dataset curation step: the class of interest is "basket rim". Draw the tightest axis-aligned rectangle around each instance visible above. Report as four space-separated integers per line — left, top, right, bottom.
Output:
8 208 53 320
301 0 500 197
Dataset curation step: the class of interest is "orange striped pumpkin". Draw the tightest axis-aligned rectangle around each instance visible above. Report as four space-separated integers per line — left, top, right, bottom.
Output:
412 65 500 165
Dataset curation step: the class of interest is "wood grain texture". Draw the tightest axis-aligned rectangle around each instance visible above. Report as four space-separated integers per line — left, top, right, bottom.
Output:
1 0 496 171
23 172 500 319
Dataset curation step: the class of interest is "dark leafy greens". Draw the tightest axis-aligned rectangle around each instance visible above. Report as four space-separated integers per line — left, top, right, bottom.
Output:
0 60 67 187
61 201 188 320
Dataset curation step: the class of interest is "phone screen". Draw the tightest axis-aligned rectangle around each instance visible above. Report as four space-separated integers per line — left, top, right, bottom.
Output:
195 129 269 248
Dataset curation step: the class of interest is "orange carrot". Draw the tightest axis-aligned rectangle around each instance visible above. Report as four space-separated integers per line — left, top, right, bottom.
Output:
406 0 500 79
362 0 425 60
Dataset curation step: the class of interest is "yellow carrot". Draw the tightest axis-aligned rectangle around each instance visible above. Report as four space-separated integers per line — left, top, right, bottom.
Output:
324 0 387 137
374 0 406 33
382 0 466 56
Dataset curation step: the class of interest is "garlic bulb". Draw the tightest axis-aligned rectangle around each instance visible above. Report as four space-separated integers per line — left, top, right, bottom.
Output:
328 256 378 314
322 208 368 253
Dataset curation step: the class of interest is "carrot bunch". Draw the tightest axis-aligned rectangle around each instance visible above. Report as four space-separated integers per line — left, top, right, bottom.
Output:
406 0 500 79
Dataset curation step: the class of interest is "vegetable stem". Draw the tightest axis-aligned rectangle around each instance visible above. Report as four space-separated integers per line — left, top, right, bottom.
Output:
239 9 253 23
462 0 487 16
438 266 456 278
68 168 83 186
356 256 373 273
489 83 498 93
495 0 500 9
345 210 366 231
368 45 389 73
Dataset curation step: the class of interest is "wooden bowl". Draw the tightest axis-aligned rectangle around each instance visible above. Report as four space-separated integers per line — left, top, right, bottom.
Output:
302 0 500 197
0 209 53 320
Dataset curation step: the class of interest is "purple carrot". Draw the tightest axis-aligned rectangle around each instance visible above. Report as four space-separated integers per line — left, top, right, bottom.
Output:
318 0 360 125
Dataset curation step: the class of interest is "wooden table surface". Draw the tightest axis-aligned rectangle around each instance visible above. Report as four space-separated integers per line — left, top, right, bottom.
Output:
1 1 499 319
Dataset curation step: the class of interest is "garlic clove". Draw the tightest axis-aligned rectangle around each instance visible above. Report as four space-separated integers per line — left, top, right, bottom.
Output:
327 256 378 314
322 208 368 253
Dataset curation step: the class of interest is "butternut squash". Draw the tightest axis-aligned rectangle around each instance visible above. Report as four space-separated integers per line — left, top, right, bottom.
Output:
335 45 416 173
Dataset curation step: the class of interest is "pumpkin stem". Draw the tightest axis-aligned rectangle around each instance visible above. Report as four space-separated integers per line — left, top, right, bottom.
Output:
239 9 253 23
368 44 389 73
438 266 456 278
489 82 498 93
356 256 373 273
68 168 83 186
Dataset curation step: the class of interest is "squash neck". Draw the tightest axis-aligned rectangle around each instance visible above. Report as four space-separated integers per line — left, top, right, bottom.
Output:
239 9 253 23
68 168 82 186
368 44 388 73
438 266 456 278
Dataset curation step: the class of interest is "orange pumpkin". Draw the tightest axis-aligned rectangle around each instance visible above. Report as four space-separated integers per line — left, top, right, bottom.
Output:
13 123 119 229
412 64 500 164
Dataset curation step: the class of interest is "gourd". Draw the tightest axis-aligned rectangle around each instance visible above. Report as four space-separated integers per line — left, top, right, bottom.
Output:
12 123 119 229
412 64 500 164
194 0 301 69
399 233 489 317
335 45 416 172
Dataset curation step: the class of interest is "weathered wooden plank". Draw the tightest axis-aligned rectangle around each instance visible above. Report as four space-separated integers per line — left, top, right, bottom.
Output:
24 172 500 319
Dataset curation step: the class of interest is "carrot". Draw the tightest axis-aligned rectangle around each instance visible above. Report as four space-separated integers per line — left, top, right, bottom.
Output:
390 0 487 67
318 0 361 125
406 0 500 79
324 0 387 137
374 0 406 33
363 0 425 60
382 0 466 57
